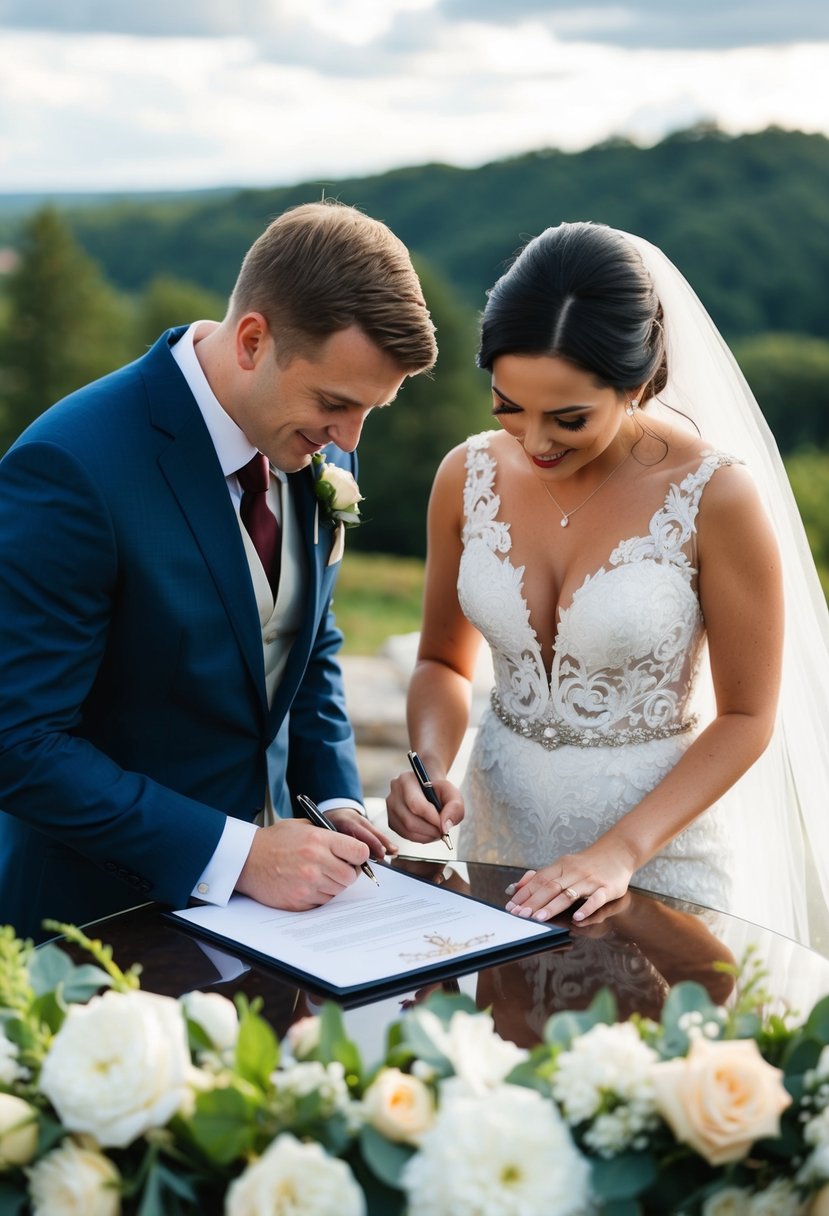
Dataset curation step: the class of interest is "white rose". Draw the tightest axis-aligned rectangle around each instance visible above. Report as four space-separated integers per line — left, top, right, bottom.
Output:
0 1092 38 1169
284 1016 321 1061
402 1079 591 1216
321 464 362 511
0 1026 26 1086
181 990 239 1052
225 1133 365 1216
701 1188 751 1216
415 1009 527 1095
39 989 191 1148
363 1068 435 1144
27 1138 121 1216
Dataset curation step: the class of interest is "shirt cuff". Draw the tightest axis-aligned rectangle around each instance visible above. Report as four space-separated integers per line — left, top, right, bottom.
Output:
191 817 259 906
316 797 366 817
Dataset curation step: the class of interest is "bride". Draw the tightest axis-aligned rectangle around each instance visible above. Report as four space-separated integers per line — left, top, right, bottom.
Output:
386 221 829 949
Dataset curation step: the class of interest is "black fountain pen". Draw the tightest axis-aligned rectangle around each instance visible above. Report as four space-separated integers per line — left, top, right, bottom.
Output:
407 750 453 849
296 794 379 886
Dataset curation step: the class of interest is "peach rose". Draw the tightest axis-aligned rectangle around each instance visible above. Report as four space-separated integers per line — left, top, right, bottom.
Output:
362 1068 435 1144
650 1037 791 1166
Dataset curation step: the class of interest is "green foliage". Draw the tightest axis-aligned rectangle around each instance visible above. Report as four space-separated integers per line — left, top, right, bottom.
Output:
55 127 829 341
333 551 424 655
734 333 829 453
786 448 829 597
350 258 491 558
0 206 133 451
136 275 227 349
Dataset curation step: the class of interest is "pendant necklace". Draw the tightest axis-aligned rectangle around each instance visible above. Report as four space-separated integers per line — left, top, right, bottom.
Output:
542 448 631 528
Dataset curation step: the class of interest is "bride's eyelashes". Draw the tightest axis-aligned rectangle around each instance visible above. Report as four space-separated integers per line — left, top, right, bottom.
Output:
491 402 589 433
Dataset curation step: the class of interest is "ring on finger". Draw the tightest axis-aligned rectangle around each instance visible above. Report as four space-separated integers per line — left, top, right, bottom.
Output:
563 886 579 900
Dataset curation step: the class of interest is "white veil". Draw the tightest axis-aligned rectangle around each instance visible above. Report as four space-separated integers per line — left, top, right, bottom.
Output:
620 232 829 952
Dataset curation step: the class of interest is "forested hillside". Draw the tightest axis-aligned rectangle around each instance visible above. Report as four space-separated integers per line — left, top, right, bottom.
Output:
38 125 829 340
0 125 827 574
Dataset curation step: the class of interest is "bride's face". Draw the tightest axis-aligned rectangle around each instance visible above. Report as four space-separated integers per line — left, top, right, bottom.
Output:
490 353 632 478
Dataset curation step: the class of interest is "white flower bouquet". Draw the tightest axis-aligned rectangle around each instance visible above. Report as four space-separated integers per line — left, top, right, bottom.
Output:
1 922 829 1215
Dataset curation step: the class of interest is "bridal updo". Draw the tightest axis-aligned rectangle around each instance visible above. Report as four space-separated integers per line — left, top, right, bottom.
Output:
477 221 668 402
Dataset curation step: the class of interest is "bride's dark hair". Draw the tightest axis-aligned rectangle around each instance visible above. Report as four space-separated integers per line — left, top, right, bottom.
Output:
478 221 667 400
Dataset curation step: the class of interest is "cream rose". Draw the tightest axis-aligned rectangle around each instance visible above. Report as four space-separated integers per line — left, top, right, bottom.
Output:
285 1015 321 1060
651 1037 791 1166
320 464 362 511
0 1093 38 1169
39 989 191 1148
27 1138 120 1216
363 1068 436 1144
225 1133 365 1216
180 990 239 1052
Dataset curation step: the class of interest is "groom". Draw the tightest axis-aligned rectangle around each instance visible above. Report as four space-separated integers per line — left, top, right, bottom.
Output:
0 200 437 941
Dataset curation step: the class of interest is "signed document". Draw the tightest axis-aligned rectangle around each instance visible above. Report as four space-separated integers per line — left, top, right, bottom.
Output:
169 864 566 1000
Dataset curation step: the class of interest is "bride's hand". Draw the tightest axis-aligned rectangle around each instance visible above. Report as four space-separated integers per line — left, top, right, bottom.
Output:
386 771 464 844
504 840 638 924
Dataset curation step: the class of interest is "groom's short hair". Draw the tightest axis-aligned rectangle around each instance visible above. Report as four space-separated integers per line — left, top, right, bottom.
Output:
229 200 437 372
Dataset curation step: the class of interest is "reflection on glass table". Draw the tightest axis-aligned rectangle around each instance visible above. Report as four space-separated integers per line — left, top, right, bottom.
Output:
67 858 829 1060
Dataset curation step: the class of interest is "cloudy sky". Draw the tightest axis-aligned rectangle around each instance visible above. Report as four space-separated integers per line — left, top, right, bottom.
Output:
0 0 827 193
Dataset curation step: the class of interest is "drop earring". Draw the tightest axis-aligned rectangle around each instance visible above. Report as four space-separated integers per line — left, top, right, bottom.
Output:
626 398 639 417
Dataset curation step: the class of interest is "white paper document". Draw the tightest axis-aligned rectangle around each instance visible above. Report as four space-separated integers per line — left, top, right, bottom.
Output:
170 864 563 996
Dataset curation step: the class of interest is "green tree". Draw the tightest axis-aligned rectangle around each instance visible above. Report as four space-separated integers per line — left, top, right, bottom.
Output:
136 274 227 349
786 448 829 599
349 259 491 558
734 333 829 454
0 206 132 451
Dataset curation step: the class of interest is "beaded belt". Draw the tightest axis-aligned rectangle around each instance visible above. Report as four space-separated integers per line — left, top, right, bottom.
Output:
489 690 698 751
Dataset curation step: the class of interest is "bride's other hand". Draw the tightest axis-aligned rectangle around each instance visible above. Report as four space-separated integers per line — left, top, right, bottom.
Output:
386 770 464 844
504 839 638 924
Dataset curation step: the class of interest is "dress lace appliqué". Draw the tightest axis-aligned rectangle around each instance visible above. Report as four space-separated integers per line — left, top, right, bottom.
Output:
456 432 739 912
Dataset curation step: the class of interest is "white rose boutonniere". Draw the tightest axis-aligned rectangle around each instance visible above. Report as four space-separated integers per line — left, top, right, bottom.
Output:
312 453 364 565
312 454 363 527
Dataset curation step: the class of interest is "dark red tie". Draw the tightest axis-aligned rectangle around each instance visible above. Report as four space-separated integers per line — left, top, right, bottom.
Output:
237 453 280 594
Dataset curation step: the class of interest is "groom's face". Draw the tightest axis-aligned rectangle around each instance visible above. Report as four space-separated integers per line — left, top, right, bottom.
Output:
234 320 407 473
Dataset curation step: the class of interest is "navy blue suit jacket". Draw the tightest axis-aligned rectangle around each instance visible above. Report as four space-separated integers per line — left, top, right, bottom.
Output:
0 329 362 939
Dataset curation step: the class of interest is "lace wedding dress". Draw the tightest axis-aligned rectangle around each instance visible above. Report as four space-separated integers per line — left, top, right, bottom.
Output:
456 431 737 912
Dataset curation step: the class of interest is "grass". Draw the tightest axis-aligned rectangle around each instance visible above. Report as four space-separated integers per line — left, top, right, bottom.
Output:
332 550 425 655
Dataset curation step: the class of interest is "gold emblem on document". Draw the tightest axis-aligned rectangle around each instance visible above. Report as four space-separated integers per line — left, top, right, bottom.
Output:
400 931 495 961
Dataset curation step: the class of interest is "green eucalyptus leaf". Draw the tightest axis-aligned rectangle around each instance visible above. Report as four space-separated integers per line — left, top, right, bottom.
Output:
417 991 477 1023
189 1086 259 1164
0 1182 28 1216
60 963 113 1003
27 945 73 996
235 1007 278 1091
590 1152 656 1200
29 989 66 1034
804 994 829 1043
359 1124 415 1189
660 981 719 1054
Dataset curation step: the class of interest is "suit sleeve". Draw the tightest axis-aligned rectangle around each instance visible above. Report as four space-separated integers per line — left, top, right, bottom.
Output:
0 439 227 906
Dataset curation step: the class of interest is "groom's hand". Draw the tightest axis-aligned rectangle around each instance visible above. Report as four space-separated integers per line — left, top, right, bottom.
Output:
235 819 370 911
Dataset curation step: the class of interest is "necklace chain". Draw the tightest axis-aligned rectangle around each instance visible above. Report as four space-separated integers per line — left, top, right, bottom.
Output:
542 449 631 527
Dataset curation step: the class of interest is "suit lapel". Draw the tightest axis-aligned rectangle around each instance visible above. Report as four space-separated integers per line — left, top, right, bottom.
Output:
144 332 269 715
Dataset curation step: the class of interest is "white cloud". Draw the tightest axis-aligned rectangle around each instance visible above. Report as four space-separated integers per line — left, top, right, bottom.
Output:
0 12 827 192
